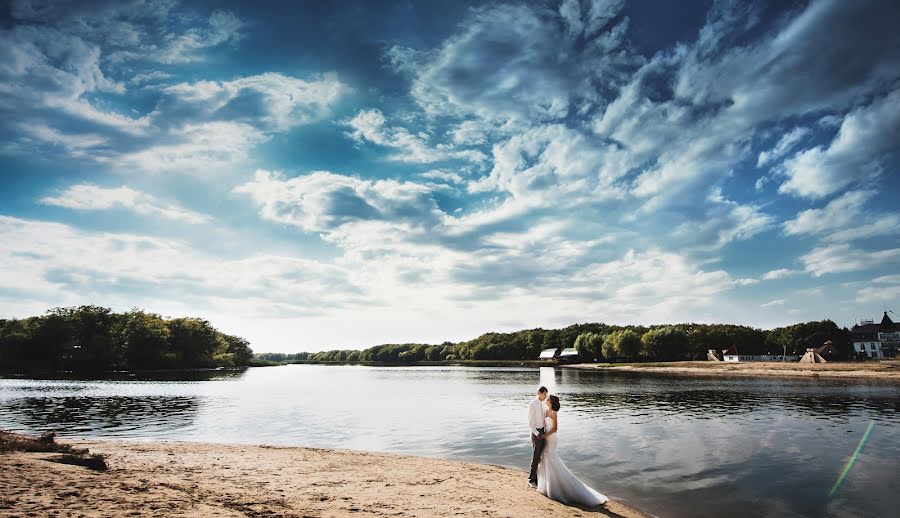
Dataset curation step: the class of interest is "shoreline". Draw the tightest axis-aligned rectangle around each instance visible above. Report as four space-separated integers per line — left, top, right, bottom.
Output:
0 435 650 517
563 360 900 382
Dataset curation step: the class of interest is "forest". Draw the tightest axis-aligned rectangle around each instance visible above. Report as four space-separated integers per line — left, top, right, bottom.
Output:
0 305 254 372
1 306 855 371
256 320 853 364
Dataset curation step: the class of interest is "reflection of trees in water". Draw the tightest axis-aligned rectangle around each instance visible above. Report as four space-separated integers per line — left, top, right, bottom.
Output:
556 369 900 421
1 396 201 435
3 369 248 383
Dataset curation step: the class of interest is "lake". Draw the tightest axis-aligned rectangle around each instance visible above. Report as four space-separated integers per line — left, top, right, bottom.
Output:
1 365 897 517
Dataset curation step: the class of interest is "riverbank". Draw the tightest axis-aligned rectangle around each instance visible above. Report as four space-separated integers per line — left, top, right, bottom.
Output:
279 359 556 367
0 433 648 518
564 360 900 381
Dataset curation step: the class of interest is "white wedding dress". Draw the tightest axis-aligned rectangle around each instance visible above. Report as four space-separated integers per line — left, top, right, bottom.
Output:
537 415 608 507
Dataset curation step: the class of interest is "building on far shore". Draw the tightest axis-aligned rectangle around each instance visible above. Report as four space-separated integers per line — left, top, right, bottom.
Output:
722 352 800 362
537 347 582 364
851 312 900 359
557 347 580 364
539 348 558 360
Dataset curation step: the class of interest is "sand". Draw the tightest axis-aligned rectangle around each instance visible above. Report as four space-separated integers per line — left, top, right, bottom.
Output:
0 438 649 518
564 360 900 381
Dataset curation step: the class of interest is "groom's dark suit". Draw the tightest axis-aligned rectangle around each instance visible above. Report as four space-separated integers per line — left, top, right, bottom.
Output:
528 396 547 485
529 426 546 484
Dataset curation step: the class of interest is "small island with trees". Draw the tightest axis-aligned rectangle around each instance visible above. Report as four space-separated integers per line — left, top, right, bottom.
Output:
0 305 257 373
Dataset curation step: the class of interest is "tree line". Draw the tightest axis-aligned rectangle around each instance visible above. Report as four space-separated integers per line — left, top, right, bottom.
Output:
0 306 254 372
257 320 853 364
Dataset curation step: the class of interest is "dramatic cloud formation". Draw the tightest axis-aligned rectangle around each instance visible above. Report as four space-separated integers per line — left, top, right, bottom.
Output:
1 0 899 350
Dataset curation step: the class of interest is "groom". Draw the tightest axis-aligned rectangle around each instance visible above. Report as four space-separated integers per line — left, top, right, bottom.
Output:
528 386 549 487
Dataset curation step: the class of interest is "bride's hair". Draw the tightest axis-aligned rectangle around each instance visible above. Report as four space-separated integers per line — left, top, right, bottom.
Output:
548 395 560 411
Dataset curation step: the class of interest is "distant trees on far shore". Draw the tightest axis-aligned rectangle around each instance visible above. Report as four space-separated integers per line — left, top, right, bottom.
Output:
0 306 852 371
258 319 853 364
0 305 254 372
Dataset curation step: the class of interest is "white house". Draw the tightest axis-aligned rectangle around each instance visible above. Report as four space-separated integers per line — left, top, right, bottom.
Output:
538 347 581 362
538 348 558 360
851 312 899 359
558 348 579 359
723 353 800 362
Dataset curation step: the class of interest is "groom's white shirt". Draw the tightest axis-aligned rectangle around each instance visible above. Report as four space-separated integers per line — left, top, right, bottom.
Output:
528 397 547 436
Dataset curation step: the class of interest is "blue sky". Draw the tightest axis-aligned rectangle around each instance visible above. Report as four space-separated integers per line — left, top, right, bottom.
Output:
1 0 899 352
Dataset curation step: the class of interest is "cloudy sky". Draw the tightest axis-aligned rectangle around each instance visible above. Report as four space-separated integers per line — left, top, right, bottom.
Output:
1 0 899 352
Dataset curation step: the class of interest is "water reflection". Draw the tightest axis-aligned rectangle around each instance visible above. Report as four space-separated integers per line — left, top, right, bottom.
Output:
1 365 897 518
3 396 200 436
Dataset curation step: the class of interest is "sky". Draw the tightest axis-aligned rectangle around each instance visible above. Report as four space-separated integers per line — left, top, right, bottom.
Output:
1 0 899 353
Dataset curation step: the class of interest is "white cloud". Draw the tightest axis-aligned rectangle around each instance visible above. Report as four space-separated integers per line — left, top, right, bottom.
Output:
574 248 737 310
757 127 810 167
0 3 340 175
158 72 346 132
856 275 900 305
110 121 269 173
129 71 173 85
588 0 900 212
783 189 900 241
780 89 900 198
235 169 744 319
784 190 873 237
142 10 244 65
0 24 146 133
0 3 249 140
233 169 445 235
449 120 489 146
106 73 346 173
468 124 625 205
673 1 900 123
762 268 799 280
420 170 464 184
801 244 900 277
40 184 212 224
761 299 785 308
0 215 360 319
19 123 107 155
396 1 635 122
671 189 773 250
345 109 486 164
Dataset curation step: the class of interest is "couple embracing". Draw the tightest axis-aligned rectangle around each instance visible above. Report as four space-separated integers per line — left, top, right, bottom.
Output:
528 386 608 507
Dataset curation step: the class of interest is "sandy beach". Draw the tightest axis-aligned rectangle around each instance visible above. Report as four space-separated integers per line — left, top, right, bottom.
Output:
564 360 900 381
0 435 648 518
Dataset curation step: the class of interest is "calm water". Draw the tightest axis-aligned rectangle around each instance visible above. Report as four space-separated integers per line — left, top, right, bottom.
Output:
1 365 898 517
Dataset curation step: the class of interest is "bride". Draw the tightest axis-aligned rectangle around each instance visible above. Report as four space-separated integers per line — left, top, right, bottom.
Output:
537 395 609 507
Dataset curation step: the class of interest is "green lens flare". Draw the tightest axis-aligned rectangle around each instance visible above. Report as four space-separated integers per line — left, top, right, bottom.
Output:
828 421 875 498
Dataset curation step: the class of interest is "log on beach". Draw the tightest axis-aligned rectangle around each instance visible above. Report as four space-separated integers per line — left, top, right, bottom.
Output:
0 433 648 517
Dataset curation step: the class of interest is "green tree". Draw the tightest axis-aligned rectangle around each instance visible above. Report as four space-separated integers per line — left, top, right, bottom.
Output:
602 330 641 360
117 310 172 369
640 327 689 361
167 317 221 367
765 320 850 358
525 330 545 359
574 332 604 361
222 335 253 366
